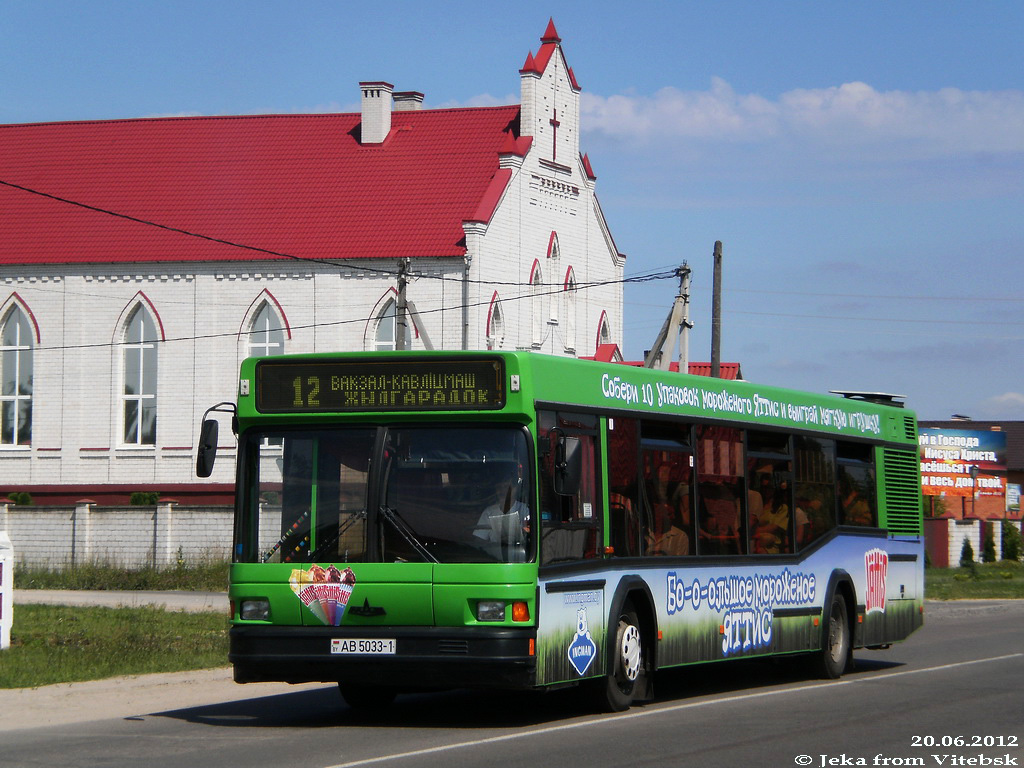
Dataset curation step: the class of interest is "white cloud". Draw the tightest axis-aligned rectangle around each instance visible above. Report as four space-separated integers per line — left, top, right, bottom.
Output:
581 79 1024 159
434 93 519 109
976 392 1024 420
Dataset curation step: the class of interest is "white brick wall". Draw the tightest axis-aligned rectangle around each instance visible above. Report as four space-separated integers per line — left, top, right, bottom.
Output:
948 519 1020 563
1 502 232 568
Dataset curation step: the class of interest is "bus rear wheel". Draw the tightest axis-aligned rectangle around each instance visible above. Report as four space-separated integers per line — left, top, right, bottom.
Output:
338 683 397 712
813 593 851 679
602 601 644 712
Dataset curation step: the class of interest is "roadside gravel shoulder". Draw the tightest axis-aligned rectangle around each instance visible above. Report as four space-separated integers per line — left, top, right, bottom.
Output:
0 668 330 732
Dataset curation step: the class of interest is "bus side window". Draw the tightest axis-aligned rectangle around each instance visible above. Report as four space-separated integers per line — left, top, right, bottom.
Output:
539 411 601 565
696 425 744 556
794 436 836 548
607 417 641 557
837 442 876 527
640 420 694 558
746 430 793 556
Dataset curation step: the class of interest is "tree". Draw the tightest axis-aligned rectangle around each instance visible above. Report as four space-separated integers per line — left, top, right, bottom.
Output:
1002 522 1022 562
959 536 975 567
983 529 997 563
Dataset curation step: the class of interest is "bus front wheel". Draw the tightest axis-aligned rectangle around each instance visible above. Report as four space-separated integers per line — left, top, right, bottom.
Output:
814 592 851 679
602 601 644 712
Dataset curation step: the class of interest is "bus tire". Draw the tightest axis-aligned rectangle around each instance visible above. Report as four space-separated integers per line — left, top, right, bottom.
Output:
338 683 397 711
814 592 851 679
602 600 645 712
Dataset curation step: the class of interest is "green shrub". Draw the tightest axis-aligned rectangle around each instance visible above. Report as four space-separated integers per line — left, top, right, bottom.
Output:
959 537 975 567
6 491 33 505
129 491 161 505
1002 522 1022 562
983 530 998 563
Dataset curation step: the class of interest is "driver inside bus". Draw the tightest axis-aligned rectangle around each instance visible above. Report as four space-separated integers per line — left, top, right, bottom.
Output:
474 476 531 561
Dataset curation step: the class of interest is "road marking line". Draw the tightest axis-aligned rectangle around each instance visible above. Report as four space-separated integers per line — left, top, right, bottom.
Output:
851 653 1022 681
322 653 1023 768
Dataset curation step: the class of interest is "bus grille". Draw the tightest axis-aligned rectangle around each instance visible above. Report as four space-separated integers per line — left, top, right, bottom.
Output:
902 416 918 441
883 448 922 536
437 640 470 655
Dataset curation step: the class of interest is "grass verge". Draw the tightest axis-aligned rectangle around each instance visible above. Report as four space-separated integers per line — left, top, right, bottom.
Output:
14 561 229 592
925 560 1024 600
1 605 229 689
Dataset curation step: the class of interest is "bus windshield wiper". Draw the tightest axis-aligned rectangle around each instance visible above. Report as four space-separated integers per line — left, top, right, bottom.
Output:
379 505 438 564
309 510 367 562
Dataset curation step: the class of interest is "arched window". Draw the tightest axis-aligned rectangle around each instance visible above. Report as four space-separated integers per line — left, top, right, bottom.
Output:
564 268 577 353
530 263 544 348
547 233 560 323
248 301 286 446
249 302 285 358
487 293 505 350
1 306 33 446
597 312 612 349
122 305 158 445
374 298 411 351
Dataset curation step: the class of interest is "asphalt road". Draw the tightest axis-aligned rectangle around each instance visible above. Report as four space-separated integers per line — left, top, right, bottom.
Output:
2 600 1022 768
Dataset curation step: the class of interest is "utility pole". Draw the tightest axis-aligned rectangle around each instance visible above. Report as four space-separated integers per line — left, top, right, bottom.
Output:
644 262 692 371
396 258 409 351
711 241 722 378
678 264 692 371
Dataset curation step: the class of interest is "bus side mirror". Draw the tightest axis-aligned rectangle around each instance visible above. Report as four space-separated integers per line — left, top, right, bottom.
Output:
553 434 582 496
196 419 219 478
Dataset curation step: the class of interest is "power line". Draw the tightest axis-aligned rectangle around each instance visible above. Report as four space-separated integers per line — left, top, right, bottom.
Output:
25 279 630 353
0 178 673 289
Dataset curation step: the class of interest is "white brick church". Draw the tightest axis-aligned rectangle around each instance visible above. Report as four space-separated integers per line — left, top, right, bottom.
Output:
0 21 625 504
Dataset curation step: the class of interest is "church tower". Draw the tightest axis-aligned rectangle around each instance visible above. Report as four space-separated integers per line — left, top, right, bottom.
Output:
519 19 583 172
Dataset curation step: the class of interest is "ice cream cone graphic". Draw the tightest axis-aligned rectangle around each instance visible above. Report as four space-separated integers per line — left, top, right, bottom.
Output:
290 566 357 626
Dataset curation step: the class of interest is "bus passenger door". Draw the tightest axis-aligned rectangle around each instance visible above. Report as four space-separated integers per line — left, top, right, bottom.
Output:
538 411 601 565
536 410 607 685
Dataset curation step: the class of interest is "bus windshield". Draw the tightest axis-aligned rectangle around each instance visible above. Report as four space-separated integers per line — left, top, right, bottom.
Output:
238 425 533 565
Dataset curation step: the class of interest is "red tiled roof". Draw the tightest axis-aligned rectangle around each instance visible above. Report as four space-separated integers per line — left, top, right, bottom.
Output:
621 360 744 380
583 346 744 380
685 362 743 380
0 105 521 266
589 343 623 362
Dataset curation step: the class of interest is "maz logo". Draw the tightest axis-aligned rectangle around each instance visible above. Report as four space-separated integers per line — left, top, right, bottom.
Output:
348 598 386 618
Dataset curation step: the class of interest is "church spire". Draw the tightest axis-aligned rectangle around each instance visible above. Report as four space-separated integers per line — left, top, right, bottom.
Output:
541 17 560 43
519 19 579 168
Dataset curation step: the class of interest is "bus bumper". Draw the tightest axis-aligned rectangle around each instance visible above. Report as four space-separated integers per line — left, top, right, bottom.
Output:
229 624 537 690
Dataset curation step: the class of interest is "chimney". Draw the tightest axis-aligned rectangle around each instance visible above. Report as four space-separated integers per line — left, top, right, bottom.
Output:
393 91 424 111
359 81 394 143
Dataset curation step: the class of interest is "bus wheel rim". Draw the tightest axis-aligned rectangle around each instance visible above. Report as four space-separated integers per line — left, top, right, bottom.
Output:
620 624 641 681
828 604 845 663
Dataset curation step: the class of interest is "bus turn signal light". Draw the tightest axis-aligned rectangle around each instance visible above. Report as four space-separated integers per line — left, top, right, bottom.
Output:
512 601 530 622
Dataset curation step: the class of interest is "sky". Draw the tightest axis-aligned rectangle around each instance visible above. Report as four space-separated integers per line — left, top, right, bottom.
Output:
2 0 1022 421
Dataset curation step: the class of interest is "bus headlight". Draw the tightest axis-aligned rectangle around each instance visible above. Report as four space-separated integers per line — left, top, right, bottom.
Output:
240 599 270 621
476 601 505 622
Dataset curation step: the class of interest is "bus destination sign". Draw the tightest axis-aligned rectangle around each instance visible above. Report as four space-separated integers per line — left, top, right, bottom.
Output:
255 358 506 413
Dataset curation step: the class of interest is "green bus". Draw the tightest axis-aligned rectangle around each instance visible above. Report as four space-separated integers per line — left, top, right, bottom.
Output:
196 351 923 711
